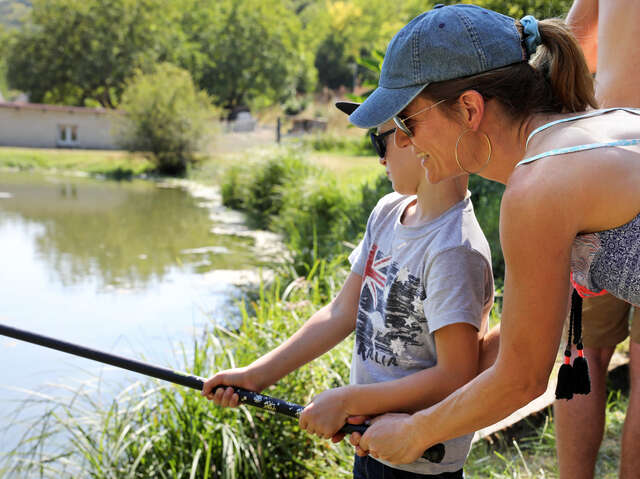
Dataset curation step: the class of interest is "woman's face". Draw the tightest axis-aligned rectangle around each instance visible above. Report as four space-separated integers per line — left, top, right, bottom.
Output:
377 119 423 195
393 97 465 184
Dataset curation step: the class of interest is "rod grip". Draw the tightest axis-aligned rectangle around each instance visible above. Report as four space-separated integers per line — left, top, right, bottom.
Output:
340 424 445 463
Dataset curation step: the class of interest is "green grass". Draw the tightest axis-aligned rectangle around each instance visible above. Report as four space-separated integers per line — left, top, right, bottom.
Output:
465 389 628 478
0 146 155 179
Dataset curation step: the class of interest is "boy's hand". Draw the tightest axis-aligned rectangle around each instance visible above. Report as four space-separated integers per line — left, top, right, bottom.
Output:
333 415 370 443
299 387 352 439
201 367 260 407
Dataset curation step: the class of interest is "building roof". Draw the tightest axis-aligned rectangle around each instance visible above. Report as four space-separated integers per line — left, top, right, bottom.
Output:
0 101 123 115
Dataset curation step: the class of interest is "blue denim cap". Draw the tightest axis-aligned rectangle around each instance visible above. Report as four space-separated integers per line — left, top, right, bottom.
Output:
349 4 525 128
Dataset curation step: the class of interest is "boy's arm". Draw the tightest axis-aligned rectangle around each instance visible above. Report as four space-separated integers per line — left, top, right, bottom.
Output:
202 272 362 403
300 247 492 438
479 323 500 372
299 321 480 438
344 321 480 414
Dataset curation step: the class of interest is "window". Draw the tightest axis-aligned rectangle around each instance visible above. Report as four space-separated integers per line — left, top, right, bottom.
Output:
57 124 79 147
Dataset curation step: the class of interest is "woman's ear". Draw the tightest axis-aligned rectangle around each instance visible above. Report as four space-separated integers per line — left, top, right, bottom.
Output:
458 90 485 131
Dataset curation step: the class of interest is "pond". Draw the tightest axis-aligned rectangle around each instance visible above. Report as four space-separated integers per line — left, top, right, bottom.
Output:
0 170 279 455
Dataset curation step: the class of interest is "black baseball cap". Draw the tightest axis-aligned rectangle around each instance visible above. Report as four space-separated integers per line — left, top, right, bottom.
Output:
334 101 360 115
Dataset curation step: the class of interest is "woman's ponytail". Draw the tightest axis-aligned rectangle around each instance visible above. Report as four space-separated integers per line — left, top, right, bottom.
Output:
531 19 597 112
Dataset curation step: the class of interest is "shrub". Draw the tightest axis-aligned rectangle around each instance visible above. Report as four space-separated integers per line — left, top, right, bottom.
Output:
303 133 375 156
468 175 505 285
116 63 217 176
274 173 350 273
244 153 312 229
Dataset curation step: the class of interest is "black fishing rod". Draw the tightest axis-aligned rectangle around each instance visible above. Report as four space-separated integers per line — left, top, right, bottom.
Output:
0 323 445 463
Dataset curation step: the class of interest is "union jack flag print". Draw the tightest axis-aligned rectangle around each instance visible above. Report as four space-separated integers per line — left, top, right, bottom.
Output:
362 244 392 309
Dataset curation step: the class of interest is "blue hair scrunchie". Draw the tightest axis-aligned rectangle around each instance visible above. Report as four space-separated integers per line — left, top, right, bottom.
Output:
520 15 542 58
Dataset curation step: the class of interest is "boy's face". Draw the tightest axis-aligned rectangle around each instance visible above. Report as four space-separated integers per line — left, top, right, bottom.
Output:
377 120 423 195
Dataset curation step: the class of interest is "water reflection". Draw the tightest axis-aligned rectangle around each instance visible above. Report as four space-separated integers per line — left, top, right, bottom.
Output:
0 172 256 290
0 170 265 457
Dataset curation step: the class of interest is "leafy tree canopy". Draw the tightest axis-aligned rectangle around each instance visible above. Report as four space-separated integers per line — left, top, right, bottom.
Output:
4 0 574 108
170 0 315 111
6 0 172 107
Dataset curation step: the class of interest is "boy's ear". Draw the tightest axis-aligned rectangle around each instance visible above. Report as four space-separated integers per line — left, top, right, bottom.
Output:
457 90 485 131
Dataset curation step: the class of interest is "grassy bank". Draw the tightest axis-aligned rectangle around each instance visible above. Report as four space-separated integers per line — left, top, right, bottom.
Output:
0 146 155 179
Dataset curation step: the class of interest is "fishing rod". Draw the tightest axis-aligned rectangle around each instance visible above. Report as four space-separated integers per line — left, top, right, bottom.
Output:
0 323 445 463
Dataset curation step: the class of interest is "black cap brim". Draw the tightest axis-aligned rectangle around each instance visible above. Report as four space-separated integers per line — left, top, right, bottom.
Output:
334 101 360 115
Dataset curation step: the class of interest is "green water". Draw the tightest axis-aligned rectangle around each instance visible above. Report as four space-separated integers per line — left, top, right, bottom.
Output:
0 170 272 452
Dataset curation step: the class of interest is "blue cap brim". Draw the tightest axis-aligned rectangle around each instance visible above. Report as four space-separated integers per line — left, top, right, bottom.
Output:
348 83 428 128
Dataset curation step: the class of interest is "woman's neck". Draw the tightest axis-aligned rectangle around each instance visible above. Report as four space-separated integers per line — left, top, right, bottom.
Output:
476 109 560 185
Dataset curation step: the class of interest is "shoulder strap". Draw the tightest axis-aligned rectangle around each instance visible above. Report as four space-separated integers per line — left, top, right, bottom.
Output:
517 139 640 167
525 107 640 149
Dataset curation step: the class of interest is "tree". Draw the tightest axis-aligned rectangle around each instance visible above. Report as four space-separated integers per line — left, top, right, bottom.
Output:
6 0 171 107
0 25 9 98
462 0 572 18
306 0 421 90
116 64 216 176
170 0 316 111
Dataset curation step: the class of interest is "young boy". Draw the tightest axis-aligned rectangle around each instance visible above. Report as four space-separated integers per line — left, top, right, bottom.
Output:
202 102 493 478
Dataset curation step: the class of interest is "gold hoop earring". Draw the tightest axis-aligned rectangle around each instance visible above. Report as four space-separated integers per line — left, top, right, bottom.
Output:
455 129 492 174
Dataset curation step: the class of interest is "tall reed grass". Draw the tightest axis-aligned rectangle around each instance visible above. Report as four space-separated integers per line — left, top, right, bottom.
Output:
4 259 356 478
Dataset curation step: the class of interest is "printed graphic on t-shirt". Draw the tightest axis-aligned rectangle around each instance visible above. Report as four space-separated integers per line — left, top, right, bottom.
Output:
357 243 427 368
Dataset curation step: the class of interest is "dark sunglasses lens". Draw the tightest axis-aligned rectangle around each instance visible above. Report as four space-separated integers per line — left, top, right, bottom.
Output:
369 132 385 158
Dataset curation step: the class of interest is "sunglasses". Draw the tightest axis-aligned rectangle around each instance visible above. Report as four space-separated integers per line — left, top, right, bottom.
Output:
393 99 446 137
369 128 396 158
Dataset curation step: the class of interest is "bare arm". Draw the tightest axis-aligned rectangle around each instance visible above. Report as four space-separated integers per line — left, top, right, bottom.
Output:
568 0 640 107
299 321 481 439
202 272 361 402
566 0 598 74
356 180 578 463
345 322 480 414
592 0 640 107
479 323 500 372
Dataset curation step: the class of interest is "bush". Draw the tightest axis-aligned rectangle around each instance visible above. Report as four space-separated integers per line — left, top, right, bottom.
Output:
116 63 217 176
469 175 505 285
244 154 312 229
274 173 350 273
303 133 375 156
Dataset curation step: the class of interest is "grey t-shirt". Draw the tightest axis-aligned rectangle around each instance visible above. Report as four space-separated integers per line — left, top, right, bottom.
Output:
349 191 493 475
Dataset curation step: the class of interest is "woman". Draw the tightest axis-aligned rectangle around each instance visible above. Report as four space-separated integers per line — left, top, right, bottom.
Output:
345 3 640 467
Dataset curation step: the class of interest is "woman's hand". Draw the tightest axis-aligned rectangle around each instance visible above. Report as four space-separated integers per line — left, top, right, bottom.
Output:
356 413 427 464
201 367 261 408
299 387 351 439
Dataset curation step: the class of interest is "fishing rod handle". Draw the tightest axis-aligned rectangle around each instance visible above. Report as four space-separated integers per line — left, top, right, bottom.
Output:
334 423 445 463
221 386 445 463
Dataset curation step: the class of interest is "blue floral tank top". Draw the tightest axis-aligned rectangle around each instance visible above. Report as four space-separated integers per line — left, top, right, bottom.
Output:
517 108 640 306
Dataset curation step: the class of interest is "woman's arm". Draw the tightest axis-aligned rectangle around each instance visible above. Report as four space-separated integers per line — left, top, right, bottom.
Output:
202 272 361 403
356 181 578 463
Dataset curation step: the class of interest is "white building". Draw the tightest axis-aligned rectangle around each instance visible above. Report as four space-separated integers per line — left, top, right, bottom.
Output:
0 101 122 149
